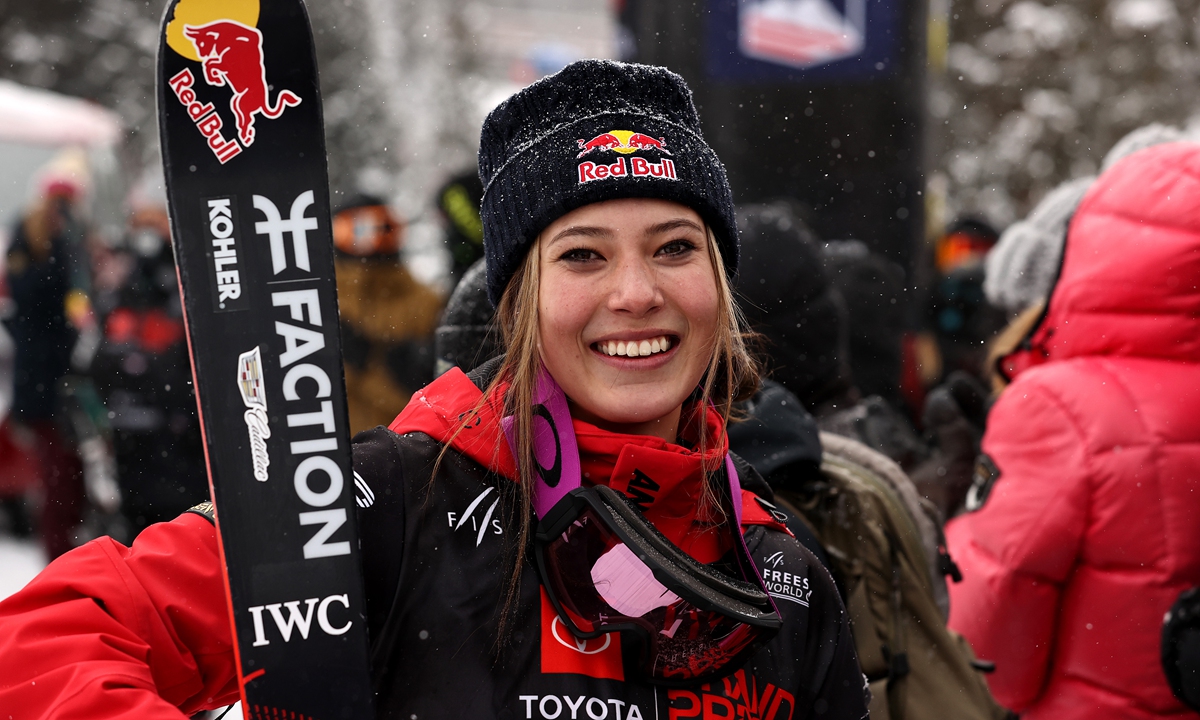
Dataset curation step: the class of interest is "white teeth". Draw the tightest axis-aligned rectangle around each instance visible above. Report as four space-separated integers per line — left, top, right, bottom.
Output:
598 336 672 357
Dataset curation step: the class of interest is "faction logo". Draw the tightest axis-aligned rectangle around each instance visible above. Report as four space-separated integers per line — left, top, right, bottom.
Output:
575 130 677 185
238 345 271 481
164 0 302 164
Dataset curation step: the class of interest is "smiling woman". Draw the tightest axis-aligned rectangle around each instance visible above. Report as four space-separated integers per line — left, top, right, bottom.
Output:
0 59 867 719
537 199 721 440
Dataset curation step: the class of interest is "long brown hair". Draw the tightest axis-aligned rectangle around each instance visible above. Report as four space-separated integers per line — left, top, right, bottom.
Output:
437 224 761 642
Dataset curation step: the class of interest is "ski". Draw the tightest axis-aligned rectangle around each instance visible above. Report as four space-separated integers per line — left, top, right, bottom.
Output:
156 0 374 718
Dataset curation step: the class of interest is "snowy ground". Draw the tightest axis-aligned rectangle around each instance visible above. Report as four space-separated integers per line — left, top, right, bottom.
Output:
0 533 45 601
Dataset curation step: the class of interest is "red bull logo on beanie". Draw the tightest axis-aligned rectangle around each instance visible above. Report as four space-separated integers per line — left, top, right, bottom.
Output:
576 130 677 185
164 0 301 164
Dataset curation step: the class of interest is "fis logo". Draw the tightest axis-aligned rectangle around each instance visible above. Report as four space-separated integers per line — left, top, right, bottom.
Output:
447 487 503 547
575 129 677 186
165 0 302 163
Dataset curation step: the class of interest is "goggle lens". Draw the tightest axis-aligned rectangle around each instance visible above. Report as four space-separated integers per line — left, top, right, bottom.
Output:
540 503 768 683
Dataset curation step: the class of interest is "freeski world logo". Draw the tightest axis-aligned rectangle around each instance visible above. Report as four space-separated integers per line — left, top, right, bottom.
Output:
575 130 677 185
165 0 302 164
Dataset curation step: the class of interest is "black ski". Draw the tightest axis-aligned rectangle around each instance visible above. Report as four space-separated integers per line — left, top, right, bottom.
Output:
156 0 374 717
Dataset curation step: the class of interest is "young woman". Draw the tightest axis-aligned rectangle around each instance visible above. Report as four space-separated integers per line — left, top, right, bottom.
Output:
0 60 866 719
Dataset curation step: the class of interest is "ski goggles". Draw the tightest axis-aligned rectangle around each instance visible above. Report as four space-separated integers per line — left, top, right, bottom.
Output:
506 369 782 685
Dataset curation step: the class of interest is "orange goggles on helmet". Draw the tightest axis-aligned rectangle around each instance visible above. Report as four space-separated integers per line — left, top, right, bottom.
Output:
332 204 404 257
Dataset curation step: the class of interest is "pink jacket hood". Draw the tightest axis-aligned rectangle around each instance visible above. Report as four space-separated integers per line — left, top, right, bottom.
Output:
1001 142 1200 379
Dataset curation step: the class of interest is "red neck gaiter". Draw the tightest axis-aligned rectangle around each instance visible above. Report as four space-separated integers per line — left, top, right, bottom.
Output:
573 404 732 564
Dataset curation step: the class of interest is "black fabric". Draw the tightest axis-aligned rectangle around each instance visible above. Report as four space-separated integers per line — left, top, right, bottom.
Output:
351 428 867 719
729 379 823 479
821 241 907 409
4 226 77 420
1163 587 1200 711
437 170 486 279
734 203 852 410
478 59 738 306
434 258 502 377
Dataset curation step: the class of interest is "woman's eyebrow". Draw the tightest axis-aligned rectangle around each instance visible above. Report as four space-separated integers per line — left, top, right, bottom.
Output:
546 225 612 247
646 218 704 236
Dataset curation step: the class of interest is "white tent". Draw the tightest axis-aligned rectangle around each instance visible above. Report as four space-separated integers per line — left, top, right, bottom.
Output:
0 81 124 245
0 80 121 147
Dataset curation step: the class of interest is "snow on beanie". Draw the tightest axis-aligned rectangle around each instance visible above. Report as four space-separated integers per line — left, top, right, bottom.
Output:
984 123 1200 313
984 176 1094 313
477 59 738 306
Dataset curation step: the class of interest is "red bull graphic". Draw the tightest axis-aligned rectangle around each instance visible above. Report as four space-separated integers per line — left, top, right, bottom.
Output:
576 130 677 185
576 130 673 158
164 0 301 164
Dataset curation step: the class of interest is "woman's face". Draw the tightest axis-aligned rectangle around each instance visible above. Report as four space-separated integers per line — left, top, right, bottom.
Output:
537 198 720 440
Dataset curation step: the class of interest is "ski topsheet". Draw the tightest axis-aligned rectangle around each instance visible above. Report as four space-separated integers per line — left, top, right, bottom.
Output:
156 1 374 717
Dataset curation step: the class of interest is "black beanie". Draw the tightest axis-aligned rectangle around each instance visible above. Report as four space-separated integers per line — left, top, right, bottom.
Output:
434 258 502 377
478 59 738 306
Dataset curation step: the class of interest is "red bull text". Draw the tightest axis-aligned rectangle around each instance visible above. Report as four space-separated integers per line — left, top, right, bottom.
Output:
166 18 301 164
168 68 243 164
578 156 677 184
576 130 677 185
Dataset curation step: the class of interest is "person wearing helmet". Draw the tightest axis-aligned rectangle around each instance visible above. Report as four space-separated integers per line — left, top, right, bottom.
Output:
331 195 443 434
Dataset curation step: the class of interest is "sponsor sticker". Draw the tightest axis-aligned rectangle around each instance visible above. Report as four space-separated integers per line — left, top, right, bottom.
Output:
575 130 677 185
203 196 248 312
165 0 302 163
539 588 625 681
761 551 812 607
238 346 271 482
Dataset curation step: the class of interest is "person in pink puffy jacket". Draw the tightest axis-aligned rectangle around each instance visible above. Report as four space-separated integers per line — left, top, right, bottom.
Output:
946 139 1200 719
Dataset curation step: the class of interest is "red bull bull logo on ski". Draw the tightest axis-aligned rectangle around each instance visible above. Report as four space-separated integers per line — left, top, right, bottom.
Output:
575 130 677 185
164 0 301 164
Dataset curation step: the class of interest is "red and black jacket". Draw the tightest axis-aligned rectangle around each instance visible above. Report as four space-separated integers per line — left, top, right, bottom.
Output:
0 361 867 719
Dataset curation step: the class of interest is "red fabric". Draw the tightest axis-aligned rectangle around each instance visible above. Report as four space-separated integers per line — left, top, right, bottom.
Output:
389 367 517 477
390 368 786 544
0 369 782 716
575 407 732 563
948 143 1200 719
0 512 238 717
0 418 39 495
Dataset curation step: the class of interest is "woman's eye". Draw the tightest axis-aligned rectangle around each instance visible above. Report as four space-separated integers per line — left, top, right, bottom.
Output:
559 247 602 263
658 239 697 257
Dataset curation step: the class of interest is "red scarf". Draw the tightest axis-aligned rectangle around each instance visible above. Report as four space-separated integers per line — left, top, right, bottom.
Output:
574 404 732 563
391 369 787 562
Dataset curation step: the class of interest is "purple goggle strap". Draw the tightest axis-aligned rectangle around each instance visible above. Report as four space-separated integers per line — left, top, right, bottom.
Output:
501 369 777 613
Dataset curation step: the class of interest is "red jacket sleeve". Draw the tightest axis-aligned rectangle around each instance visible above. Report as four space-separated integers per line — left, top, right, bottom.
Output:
0 513 239 718
946 375 1090 711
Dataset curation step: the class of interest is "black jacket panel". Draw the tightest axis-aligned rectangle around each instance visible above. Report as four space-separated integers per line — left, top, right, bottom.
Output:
352 428 867 720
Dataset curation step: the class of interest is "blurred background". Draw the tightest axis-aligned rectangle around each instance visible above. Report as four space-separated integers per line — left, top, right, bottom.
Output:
0 0 1196 593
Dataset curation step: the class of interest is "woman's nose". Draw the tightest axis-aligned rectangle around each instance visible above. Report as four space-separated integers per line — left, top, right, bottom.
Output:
607 257 663 316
